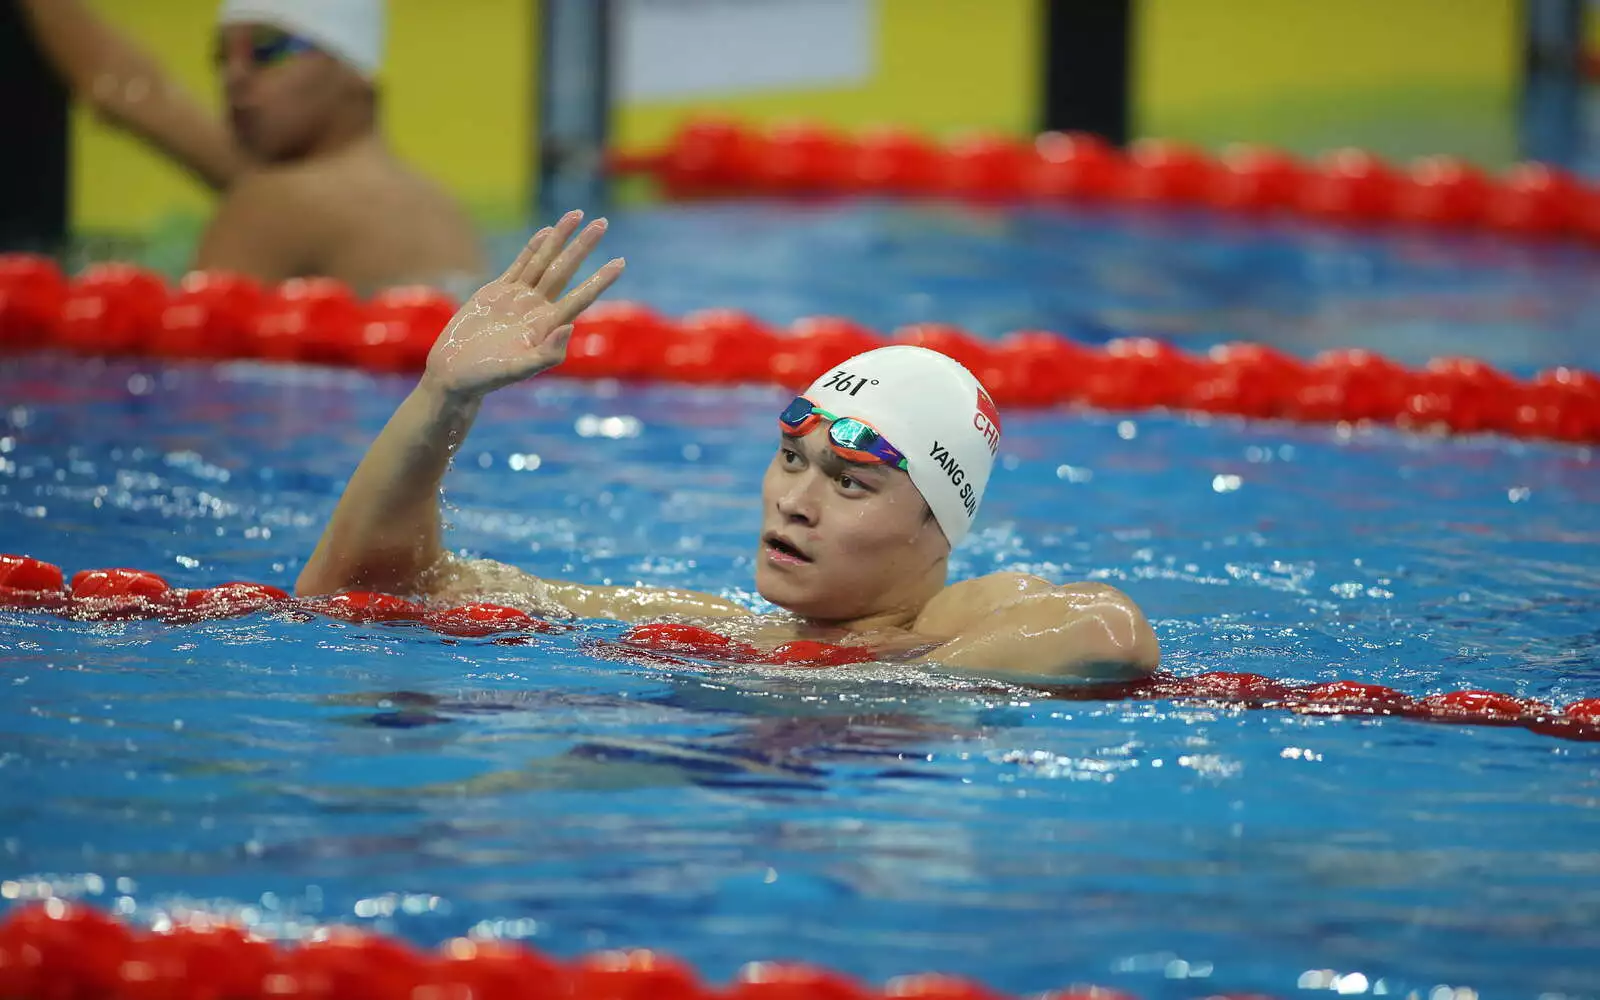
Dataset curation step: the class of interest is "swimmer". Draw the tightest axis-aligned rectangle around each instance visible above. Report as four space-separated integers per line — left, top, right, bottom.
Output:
296 214 1161 680
16 0 485 294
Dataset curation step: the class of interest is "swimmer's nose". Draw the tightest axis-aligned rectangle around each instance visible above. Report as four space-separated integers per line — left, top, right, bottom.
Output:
222 68 247 103
775 481 819 526
218 47 255 98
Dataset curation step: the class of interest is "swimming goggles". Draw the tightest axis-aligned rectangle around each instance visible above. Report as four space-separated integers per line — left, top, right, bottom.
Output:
216 25 318 69
778 396 909 470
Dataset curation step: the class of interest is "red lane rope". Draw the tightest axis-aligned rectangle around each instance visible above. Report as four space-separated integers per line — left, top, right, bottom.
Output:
4 554 1598 743
609 118 1600 243
0 899 1143 1000
0 556 872 668
2 255 1596 444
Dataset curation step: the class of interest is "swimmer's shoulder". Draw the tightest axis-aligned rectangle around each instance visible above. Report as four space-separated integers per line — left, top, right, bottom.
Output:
222 145 402 215
214 140 475 243
226 155 368 217
914 572 1056 638
197 165 333 279
910 574 1158 679
222 157 325 197
296 147 486 287
914 572 1146 638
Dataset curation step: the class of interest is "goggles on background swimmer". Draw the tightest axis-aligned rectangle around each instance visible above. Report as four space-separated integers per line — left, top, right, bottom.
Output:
778 396 909 471
214 24 318 69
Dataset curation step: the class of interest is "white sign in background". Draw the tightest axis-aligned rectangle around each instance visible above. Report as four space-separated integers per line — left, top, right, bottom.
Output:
612 0 876 102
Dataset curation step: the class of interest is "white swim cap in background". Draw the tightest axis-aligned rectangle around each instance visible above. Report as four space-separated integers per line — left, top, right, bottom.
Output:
801 345 1002 548
218 0 386 79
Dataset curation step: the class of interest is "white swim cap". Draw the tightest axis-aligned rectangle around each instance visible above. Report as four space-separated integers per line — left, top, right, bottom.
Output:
801 346 1002 548
218 0 385 79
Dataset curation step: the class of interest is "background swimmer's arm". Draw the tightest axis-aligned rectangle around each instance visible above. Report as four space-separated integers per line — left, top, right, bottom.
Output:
912 575 1160 680
296 216 625 601
16 0 245 192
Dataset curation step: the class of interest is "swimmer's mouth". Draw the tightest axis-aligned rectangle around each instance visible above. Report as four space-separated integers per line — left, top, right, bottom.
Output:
763 532 812 563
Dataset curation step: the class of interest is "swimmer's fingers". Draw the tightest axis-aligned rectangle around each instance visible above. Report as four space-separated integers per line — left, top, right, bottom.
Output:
536 218 609 299
554 259 626 325
518 209 584 286
499 227 551 283
548 324 576 359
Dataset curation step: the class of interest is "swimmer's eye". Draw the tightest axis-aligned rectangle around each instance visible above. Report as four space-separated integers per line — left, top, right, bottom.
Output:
836 473 871 494
779 447 804 468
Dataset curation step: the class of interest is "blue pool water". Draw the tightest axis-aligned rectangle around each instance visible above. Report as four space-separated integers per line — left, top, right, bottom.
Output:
2 202 1599 1000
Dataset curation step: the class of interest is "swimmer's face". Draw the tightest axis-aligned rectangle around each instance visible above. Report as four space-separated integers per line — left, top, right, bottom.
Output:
216 23 371 162
756 423 948 623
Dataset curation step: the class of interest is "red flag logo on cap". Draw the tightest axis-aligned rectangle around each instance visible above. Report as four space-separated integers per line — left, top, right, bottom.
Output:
974 386 1001 456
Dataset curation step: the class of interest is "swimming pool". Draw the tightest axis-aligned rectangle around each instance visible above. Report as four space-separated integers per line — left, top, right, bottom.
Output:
2 201 1599 1000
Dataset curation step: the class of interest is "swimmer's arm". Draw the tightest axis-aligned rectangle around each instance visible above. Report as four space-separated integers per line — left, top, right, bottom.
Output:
17 0 245 192
428 558 753 622
289 383 746 622
296 378 475 599
300 218 627 605
912 575 1160 680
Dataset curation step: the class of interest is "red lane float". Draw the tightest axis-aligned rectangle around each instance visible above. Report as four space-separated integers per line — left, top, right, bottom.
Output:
55 263 169 356
0 554 69 612
251 276 365 365
615 624 876 668
68 568 173 620
13 554 1593 742
303 590 426 624
1294 680 1416 713
766 640 876 667
181 582 290 612
426 602 545 637
0 554 64 594
151 271 264 360
0 901 1146 1000
2 255 1596 445
623 622 762 661
360 285 459 372
8 554 1595 741
610 118 1600 243
1058 673 1600 743
0 253 66 349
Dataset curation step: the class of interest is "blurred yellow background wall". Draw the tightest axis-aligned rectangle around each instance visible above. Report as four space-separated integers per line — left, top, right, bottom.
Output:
70 0 537 237
608 0 1042 152
1133 0 1520 166
612 0 1520 167
66 0 1527 247
72 0 1039 245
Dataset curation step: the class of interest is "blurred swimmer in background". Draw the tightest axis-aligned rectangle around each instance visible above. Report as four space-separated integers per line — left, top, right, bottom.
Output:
16 0 485 293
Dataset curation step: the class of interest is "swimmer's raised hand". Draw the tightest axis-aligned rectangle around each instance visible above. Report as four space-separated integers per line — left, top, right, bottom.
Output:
423 211 624 399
